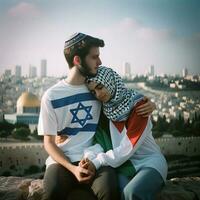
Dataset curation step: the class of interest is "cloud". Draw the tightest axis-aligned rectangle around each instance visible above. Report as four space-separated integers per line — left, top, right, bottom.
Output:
102 17 174 41
118 17 140 31
136 27 174 41
95 17 200 75
7 2 40 18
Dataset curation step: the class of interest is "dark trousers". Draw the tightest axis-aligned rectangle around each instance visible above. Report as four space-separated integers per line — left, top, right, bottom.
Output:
42 163 120 200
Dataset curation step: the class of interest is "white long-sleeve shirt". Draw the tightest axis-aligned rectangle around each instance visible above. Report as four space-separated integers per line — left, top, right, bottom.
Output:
84 108 168 182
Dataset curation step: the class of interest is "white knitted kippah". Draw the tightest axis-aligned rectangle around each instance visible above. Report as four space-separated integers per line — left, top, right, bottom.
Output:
64 32 87 49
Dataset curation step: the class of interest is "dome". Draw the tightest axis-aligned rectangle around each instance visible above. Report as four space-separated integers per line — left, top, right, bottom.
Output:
17 92 40 108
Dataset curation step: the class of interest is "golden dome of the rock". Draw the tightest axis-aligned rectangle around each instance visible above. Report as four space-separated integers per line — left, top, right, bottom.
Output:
17 92 40 107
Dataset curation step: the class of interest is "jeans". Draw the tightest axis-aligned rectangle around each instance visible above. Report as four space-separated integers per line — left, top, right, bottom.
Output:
121 167 164 200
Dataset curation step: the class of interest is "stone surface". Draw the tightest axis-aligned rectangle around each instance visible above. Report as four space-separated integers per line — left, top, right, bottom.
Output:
0 176 200 200
0 176 32 200
156 177 200 200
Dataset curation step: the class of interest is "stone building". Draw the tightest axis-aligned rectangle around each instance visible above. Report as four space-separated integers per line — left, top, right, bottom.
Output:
4 92 40 132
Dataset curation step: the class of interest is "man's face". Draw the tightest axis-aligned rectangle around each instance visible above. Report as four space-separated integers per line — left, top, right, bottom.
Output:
83 47 102 76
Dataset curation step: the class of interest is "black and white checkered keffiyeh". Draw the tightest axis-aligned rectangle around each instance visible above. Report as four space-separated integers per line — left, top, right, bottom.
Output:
87 66 144 121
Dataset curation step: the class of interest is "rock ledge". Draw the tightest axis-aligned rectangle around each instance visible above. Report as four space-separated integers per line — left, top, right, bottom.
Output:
0 176 200 200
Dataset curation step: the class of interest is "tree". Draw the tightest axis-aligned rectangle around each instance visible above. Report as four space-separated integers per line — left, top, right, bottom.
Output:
14 122 29 129
1 171 11 176
24 165 40 175
171 130 182 137
32 128 43 141
12 127 30 141
152 131 163 138
192 121 200 136
0 130 9 140
177 114 184 131
0 120 14 135
154 115 168 132
169 116 184 133
10 164 16 171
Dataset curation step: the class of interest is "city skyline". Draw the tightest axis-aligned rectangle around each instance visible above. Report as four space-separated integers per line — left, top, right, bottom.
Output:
0 0 200 76
2 63 198 78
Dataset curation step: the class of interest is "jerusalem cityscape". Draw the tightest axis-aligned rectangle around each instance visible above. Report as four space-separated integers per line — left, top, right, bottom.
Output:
1 62 200 176
0 0 200 199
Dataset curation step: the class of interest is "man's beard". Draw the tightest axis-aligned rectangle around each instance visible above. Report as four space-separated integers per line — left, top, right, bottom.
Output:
78 60 97 78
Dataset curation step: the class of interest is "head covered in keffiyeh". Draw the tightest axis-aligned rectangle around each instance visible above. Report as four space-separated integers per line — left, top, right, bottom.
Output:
87 66 144 121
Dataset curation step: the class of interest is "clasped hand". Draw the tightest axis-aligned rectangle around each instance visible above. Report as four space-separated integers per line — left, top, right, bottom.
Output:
74 158 96 183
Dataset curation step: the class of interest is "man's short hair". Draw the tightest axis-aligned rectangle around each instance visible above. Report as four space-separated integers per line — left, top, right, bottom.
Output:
64 33 104 68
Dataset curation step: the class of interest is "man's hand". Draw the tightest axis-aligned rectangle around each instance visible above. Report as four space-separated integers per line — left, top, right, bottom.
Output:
136 96 156 117
72 165 94 183
79 158 96 174
79 158 96 183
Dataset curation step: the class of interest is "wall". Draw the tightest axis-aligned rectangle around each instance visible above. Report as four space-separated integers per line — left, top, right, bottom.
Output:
0 143 47 175
1 136 200 175
155 136 200 156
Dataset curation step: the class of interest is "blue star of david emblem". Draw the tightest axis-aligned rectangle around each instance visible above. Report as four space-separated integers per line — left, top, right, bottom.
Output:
70 102 93 127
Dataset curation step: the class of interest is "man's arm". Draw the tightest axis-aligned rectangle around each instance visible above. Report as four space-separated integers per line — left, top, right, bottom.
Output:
136 96 156 117
44 135 94 183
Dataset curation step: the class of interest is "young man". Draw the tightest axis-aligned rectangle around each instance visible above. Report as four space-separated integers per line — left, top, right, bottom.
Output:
38 33 119 200
38 32 156 200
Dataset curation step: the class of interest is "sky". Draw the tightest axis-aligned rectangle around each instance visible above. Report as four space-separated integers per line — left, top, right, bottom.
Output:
0 0 200 77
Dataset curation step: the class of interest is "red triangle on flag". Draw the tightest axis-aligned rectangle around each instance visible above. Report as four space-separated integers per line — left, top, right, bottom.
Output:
112 121 125 133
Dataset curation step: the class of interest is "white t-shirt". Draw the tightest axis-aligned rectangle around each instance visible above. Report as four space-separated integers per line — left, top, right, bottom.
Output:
38 80 101 167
